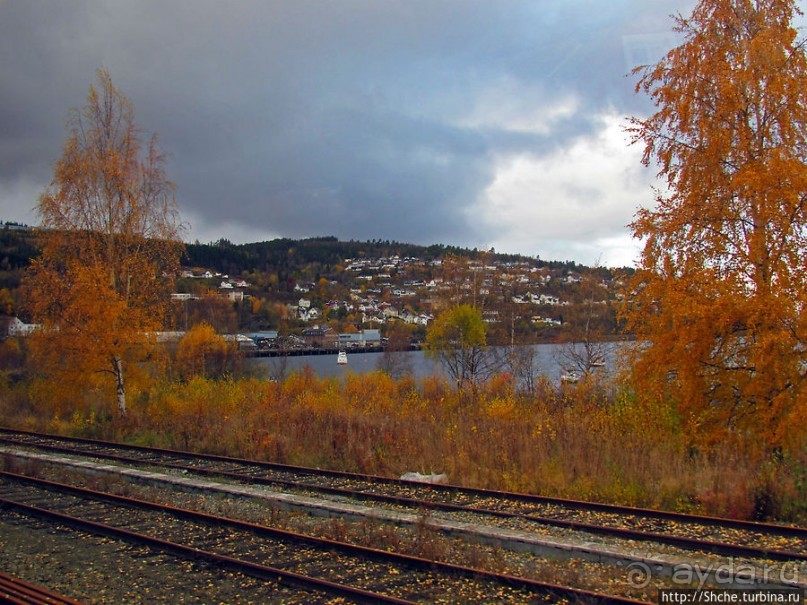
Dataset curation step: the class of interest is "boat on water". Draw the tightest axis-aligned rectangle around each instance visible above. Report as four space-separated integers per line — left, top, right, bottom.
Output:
560 370 580 384
337 350 348 365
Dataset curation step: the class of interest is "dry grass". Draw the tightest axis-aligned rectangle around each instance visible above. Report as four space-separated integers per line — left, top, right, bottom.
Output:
1 364 804 523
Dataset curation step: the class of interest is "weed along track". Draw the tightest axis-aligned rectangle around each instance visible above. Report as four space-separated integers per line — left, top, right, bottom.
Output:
1 427 805 599
2 428 804 553
0 471 642 605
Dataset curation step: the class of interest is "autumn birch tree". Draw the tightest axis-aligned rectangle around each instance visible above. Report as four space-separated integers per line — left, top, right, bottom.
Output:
425 304 492 393
622 0 807 447
25 69 183 417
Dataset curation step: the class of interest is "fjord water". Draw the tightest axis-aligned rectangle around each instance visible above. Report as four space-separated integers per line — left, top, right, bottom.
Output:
248 342 626 382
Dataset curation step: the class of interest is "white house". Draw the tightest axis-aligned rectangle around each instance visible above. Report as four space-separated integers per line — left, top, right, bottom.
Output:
6 317 39 336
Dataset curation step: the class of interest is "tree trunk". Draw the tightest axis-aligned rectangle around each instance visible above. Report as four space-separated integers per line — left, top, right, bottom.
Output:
112 355 127 417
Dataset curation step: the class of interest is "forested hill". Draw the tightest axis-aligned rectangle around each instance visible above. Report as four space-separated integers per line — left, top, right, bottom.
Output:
0 224 38 290
2 224 595 289
185 236 588 276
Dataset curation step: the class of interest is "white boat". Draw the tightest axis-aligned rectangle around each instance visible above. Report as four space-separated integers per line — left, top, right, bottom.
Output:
560 370 580 384
337 350 348 365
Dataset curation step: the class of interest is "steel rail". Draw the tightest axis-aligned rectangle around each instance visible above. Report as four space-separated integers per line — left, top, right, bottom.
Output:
0 572 84 605
1 428 804 563
0 497 415 605
1 427 801 538
0 470 648 605
13 439 806 563
4 427 803 536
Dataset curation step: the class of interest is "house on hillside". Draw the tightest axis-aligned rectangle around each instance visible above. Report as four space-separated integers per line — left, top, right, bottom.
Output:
296 298 320 321
379 303 398 319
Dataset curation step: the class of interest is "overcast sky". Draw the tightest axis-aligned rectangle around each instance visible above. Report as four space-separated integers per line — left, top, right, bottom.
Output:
0 0 712 267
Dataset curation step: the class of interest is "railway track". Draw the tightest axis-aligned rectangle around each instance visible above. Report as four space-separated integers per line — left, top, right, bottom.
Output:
0 471 643 605
0 571 84 605
1 426 804 567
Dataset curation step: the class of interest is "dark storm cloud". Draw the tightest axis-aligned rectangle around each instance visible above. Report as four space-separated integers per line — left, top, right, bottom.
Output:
0 0 697 262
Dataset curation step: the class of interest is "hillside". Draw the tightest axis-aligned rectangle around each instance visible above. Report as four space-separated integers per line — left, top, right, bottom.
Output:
2 224 626 342
185 236 592 278
179 236 624 343
0 223 37 291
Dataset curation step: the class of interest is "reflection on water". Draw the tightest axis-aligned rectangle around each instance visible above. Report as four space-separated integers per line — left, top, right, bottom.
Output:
247 342 628 383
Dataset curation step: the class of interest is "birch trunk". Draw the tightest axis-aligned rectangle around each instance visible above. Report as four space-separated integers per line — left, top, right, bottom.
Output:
113 355 126 417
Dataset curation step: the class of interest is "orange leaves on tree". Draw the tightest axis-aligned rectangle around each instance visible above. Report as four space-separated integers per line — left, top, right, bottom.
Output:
175 323 239 381
622 0 807 449
24 68 184 418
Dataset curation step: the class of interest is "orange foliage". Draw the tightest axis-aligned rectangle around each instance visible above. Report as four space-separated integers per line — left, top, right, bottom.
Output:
23 69 183 417
622 0 807 448
3 363 803 522
175 323 240 380
26 261 155 415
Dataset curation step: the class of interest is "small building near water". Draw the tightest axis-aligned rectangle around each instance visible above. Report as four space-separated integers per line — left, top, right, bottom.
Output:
338 329 381 349
303 326 338 348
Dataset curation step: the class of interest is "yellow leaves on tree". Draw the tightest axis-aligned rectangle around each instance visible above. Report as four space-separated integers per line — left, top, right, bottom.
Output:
175 323 239 381
622 0 807 449
425 304 491 392
24 68 184 418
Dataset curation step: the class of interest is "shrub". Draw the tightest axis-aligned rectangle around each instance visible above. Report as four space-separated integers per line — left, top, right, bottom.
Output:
175 323 240 380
